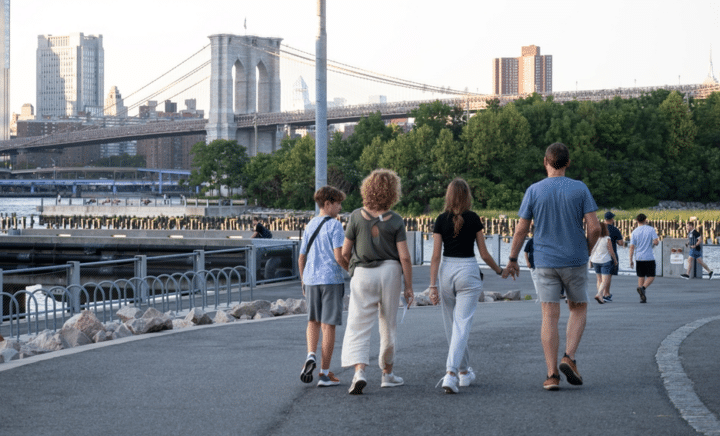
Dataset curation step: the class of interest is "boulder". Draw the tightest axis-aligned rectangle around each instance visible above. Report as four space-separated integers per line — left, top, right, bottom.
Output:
111 323 133 340
0 348 19 363
413 289 432 307
239 314 251 321
185 308 213 325
213 310 235 324
126 316 172 334
93 330 111 343
286 298 307 315
0 339 22 352
59 327 93 348
116 306 143 322
142 307 168 320
63 311 103 339
229 300 271 319
253 309 273 319
172 319 192 329
270 299 288 316
26 330 63 352
502 290 522 301
343 295 350 311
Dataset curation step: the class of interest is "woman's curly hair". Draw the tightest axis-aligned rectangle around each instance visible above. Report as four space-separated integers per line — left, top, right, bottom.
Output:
361 169 401 211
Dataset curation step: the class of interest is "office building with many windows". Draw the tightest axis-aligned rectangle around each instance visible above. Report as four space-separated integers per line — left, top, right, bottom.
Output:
36 33 104 118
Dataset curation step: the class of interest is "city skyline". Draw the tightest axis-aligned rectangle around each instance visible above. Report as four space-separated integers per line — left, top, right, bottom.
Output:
6 0 720 116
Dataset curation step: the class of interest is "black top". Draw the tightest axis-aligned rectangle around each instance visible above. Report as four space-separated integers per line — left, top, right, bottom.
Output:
608 224 623 254
523 238 534 269
433 211 484 258
688 229 702 249
255 223 273 239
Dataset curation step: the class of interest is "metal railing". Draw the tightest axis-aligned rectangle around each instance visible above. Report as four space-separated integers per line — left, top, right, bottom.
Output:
0 241 300 340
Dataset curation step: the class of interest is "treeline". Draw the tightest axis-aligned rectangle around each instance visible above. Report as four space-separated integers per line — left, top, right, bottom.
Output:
189 90 720 213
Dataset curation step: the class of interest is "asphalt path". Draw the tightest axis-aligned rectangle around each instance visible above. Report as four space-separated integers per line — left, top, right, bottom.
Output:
0 266 718 436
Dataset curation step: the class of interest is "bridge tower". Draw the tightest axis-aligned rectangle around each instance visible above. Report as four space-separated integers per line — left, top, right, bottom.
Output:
206 34 282 155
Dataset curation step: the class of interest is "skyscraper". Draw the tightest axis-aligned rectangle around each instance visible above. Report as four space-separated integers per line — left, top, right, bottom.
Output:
0 0 10 140
36 33 104 117
492 45 552 95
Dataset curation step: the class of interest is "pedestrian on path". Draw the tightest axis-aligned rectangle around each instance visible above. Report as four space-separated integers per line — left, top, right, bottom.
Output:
429 178 510 394
628 214 659 303
603 212 624 302
341 169 414 395
681 222 714 280
590 222 618 304
503 142 601 391
298 186 348 387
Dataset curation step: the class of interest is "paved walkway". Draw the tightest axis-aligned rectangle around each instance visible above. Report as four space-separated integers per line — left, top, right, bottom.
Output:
1 266 718 435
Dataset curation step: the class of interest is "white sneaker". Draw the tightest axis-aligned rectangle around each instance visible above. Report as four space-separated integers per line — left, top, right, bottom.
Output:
348 370 366 395
381 372 404 387
459 367 476 387
437 373 458 394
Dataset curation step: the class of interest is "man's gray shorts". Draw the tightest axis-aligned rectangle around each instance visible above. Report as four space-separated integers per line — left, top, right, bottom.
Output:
533 265 588 303
306 283 344 326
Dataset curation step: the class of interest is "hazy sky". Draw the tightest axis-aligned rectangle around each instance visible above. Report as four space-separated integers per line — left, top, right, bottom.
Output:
8 0 720 114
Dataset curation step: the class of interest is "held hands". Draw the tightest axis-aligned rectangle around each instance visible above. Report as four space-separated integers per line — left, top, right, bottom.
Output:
502 262 519 280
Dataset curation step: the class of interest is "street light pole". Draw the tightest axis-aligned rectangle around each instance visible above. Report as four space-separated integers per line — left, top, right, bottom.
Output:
315 0 327 215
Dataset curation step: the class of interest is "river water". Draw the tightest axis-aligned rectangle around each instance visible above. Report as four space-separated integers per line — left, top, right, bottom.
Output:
2 197 718 274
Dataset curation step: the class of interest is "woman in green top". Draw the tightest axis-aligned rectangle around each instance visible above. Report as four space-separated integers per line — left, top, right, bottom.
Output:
341 169 415 395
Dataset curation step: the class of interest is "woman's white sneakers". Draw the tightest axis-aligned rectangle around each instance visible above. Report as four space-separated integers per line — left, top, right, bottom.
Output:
459 367 476 387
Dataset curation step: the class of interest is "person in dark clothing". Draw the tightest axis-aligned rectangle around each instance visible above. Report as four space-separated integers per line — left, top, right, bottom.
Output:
251 217 273 238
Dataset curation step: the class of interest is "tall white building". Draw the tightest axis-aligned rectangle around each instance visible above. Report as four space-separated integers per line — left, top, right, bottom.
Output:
0 0 10 140
36 33 104 117
104 86 126 117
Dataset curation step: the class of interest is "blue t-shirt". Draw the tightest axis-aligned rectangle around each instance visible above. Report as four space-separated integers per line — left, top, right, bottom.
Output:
630 224 659 261
518 176 598 268
299 216 345 285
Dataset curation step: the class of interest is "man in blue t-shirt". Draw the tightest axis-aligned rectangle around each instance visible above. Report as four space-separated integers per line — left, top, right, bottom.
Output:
504 142 601 391
603 211 625 302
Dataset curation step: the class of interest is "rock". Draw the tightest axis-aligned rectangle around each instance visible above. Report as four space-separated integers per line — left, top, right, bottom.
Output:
253 309 273 319
413 289 431 306
126 315 172 334
343 295 350 311
213 310 235 324
502 290 522 301
0 348 19 363
103 322 121 334
93 330 111 343
172 319 192 329
111 323 133 340
287 298 307 315
270 299 288 316
26 330 63 352
229 300 272 319
59 327 93 348
63 311 103 339
239 314 251 321
483 296 495 303
0 339 21 352
185 308 213 325
116 306 143 322
142 307 167 320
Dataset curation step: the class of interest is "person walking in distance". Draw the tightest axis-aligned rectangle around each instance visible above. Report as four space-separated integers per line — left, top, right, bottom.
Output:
428 178 511 394
590 222 619 304
628 214 659 303
603 212 625 302
503 142 601 391
681 222 714 280
298 186 348 387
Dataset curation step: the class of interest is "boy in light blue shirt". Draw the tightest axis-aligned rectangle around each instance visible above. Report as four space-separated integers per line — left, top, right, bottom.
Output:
628 214 659 303
299 186 348 387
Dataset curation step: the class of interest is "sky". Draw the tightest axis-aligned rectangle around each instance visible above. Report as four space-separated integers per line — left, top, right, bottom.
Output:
8 0 720 115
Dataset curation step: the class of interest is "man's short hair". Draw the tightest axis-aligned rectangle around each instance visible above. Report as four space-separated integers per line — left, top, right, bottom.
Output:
545 142 570 169
686 222 694 228
314 186 346 208
636 213 647 223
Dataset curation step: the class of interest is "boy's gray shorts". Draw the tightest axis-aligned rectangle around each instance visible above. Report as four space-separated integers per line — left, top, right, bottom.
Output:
306 283 345 326
533 265 588 303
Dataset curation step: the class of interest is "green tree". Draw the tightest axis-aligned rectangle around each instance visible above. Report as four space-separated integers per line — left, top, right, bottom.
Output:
188 139 249 196
410 100 466 140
